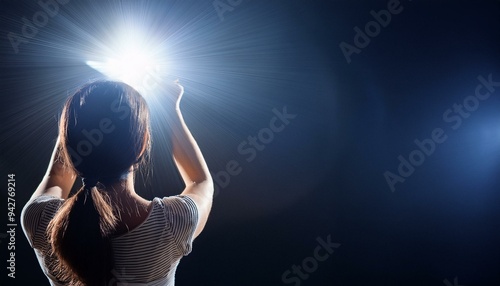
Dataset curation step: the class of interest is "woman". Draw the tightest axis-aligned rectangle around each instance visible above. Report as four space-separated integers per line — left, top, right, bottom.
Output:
21 80 214 285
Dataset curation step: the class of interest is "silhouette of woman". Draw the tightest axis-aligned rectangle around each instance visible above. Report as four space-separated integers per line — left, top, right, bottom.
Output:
22 80 213 285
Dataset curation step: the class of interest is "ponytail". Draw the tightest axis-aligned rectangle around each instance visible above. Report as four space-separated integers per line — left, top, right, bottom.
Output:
51 80 151 284
48 182 118 285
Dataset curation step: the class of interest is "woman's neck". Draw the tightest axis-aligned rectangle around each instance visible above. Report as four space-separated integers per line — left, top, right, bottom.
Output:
105 171 152 235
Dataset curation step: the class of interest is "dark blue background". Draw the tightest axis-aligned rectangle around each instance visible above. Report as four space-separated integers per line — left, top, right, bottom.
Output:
1 0 499 285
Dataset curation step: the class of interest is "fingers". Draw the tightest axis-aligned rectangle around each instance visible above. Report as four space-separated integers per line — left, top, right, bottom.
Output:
158 79 184 107
170 79 184 96
162 80 182 92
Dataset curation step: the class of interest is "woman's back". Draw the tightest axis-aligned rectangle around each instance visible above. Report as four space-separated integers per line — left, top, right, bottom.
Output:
22 195 199 285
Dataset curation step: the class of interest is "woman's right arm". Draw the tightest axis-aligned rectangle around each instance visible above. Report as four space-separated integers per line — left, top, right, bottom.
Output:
165 82 214 239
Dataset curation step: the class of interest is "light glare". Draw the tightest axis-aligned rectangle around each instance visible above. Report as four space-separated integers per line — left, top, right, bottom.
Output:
86 32 162 95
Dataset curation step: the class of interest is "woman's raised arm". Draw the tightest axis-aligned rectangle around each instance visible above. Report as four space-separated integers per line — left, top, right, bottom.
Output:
29 136 77 201
165 82 214 238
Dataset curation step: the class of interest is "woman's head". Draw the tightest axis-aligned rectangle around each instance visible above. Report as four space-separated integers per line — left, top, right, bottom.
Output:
59 80 151 181
48 80 151 285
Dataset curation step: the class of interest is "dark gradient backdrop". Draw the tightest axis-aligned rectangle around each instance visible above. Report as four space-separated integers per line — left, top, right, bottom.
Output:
1 0 500 285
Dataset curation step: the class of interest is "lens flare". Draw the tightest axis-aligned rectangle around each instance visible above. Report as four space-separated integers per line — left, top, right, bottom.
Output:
85 29 163 95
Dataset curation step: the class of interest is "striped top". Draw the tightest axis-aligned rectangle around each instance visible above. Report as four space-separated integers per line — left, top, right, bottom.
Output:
21 195 199 286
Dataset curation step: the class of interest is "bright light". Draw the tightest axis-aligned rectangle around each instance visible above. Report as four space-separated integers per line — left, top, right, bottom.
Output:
85 29 164 96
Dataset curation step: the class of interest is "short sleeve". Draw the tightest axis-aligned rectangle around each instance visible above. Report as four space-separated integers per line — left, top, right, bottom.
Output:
21 196 64 249
161 195 199 256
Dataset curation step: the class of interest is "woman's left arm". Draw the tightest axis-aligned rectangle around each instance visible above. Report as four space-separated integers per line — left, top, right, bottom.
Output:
28 136 77 201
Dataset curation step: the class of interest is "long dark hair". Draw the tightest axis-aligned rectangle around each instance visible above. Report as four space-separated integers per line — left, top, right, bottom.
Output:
47 80 151 285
